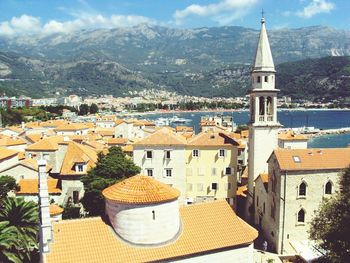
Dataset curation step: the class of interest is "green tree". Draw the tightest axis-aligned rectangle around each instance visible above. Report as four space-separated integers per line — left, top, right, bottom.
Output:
78 104 89 116
81 147 140 216
309 167 350 262
0 223 24 263
0 176 17 201
0 197 39 262
89 103 99 114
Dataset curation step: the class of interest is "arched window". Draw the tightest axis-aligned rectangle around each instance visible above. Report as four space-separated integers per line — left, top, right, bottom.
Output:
299 182 307 197
257 76 261 83
259 97 265 115
264 76 268 82
297 209 305 223
267 96 273 115
325 181 333 195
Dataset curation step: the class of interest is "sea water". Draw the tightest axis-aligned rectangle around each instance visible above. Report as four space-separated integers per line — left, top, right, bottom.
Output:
142 110 350 148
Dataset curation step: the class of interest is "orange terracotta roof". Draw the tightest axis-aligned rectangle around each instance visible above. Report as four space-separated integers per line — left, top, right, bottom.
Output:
94 128 114 137
240 130 249 138
83 141 106 152
133 120 155 127
0 148 18 160
272 148 350 171
121 145 133 153
26 136 64 151
236 185 248 197
230 133 241 140
175 125 193 132
200 120 216 126
278 130 308 141
17 179 61 195
60 142 98 176
241 166 248 178
41 120 68 128
255 173 268 183
46 200 258 263
49 204 64 216
25 122 41 129
115 119 124 125
55 123 89 131
134 127 187 146
102 175 180 204
188 131 239 147
18 152 25 160
0 135 26 146
107 138 128 145
25 134 43 143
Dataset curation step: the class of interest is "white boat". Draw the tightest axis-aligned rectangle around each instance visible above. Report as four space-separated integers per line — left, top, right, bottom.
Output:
169 116 191 124
154 117 169 126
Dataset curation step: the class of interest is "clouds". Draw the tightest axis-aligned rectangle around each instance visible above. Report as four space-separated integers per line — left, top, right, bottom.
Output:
173 0 258 26
296 0 335 18
283 0 335 19
0 15 42 35
0 13 155 36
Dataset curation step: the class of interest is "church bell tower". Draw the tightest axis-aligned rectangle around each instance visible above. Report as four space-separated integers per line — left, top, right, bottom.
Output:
246 16 281 220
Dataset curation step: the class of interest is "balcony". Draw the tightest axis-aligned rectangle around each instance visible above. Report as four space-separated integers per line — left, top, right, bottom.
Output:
267 115 273 121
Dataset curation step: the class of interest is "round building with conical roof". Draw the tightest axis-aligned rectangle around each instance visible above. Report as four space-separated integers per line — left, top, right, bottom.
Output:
102 175 181 245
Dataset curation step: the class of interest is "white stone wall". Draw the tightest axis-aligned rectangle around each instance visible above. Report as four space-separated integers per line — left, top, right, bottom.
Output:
0 155 18 172
133 145 187 204
19 194 60 204
0 165 38 181
247 125 278 217
7 144 27 152
171 243 254 263
115 122 133 139
260 155 341 254
278 140 307 149
59 179 85 205
56 129 88 135
105 199 180 245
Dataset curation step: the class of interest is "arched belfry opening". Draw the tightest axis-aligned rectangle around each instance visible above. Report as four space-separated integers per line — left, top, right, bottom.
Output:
259 97 265 116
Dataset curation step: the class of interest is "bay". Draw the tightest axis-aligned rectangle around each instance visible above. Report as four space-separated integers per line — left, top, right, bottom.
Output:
138 109 350 148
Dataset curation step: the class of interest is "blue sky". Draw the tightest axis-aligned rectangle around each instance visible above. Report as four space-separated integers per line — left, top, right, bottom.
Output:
0 0 348 35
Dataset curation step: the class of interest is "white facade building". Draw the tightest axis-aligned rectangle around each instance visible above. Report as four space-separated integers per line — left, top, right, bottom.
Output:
255 148 349 255
133 128 187 204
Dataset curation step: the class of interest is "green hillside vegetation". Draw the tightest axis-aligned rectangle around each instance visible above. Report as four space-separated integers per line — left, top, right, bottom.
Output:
0 49 349 102
276 56 350 101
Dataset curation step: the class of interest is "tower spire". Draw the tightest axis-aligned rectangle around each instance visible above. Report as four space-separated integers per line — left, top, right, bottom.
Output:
253 14 275 73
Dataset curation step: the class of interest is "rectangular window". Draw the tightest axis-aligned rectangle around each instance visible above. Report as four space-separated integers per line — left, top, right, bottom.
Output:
192 149 199 157
43 153 50 160
264 76 268 82
146 169 153 177
146 150 153 159
197 183 204 192
219 149 226 157
77 164 84 172
165 169 172 177
225 167 232 175
212 168 217 176
187 183 193 191
73 191 79 204
165 150 171 159
211 183 218 191
186 168 193 176
197 168 205 176
257 76 261 83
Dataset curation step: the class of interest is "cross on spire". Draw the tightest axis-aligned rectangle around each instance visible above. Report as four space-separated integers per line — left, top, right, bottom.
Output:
261 9 265 23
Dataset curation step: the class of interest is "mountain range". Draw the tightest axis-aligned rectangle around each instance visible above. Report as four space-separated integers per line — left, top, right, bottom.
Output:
0 24 349 100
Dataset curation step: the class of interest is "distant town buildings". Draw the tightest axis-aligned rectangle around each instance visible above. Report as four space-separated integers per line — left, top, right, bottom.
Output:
0 95 32 108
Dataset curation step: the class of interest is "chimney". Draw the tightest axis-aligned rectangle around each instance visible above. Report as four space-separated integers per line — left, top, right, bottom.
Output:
38 159 52 261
